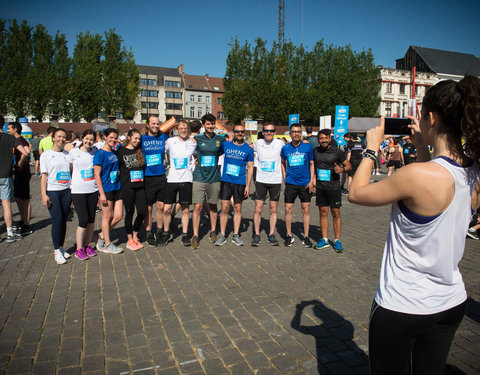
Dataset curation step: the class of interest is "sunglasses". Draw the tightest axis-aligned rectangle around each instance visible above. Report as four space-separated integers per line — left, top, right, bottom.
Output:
234 130 245 133
263 129 275 133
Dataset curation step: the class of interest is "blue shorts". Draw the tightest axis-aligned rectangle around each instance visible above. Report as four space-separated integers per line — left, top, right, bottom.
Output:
0 178 14 201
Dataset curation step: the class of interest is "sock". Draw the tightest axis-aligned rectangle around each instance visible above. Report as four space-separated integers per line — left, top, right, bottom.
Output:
323 238 328 242
334 239 340 242
7 227 13 236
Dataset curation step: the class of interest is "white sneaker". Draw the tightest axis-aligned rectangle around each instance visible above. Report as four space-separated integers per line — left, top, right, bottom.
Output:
101 243 124 254
61 248 71 259
54 250 67 264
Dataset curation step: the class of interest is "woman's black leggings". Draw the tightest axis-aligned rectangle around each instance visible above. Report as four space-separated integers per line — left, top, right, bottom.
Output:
369 300 466 375
121 187 146 235
47 189 71 249
72 192 99 228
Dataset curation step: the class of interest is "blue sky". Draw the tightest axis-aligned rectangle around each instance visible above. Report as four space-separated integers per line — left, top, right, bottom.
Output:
3 0 479 78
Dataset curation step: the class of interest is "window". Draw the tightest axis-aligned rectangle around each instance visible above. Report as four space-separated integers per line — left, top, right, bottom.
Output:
399 83 405 95
198 108 203 117
140 79 156 86
386 82 392 93
206 96 210 103
217 97 223 105
141 90 157 97
190 95 195 102
165 91 182 99
415 85 419 95
217 112 224 120
214 86 220 91
198 95 202 102
165 103 182 110
190 107 195 117
141 114 149 121
385 103 392 117
141 102 157 109
165 80 180 87
115 112 124 119
206 106 210 114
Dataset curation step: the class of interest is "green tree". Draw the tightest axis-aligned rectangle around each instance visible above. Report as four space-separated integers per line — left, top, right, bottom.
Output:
49 31 71 119
3 19 32 118
30 24 53 121
0 20 8 115
71 31 103 121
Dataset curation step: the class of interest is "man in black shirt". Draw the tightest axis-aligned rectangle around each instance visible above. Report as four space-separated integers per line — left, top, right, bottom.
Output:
346 132 364 192
402 137 417 165
313 129 351 253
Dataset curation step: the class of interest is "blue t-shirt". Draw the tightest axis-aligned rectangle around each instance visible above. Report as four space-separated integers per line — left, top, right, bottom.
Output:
93 149 121 192
220 142 254 185
141 133 169 177
281 142 314 186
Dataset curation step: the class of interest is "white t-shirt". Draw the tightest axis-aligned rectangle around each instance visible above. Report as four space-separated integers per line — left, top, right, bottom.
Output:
40 149 71 191
165 137 197 183
253 138 284 184
93 141 105 150
69 147 98 194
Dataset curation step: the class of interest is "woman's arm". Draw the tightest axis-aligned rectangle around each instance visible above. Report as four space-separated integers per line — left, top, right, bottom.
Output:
41 173 49 207
94 165 107 205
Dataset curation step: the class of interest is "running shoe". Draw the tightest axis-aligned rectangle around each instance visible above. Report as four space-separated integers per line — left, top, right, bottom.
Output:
85 245 97 257
209 231 218 243
313 239 330 250
61 248 71 259
54 250 67 264
146 232 157 247
6 233 22 243
20 225 33 235
126 239 141 251
191 236 200 249
215 234 227 246
96 238 105 251
251 234 261 247
284 235 295 247
157 232 171 247
333 240 344 253
231 234 244 246
12 221 23 232
75 248 89 260
181 234 191 246
133 238 144 249
101 243 123 254
467 228 479 240
302 237 313 248
267 234 279 246
154 231 163 245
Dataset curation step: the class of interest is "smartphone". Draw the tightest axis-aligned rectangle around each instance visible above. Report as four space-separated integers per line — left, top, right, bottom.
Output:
47 200 52 209
384 118 412 136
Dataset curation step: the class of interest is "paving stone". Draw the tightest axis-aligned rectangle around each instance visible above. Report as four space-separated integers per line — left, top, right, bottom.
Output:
82 355 105 372
8 358 32 373
32 361 56 375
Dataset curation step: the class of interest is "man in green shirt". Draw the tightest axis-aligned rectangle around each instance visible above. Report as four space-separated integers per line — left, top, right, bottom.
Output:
191 114 225 249
38 126 56 155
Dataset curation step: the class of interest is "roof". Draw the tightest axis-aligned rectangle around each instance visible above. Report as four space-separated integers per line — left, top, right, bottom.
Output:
207 76 224 92
399 46 480 76
184 74 225 92
137 65 183 86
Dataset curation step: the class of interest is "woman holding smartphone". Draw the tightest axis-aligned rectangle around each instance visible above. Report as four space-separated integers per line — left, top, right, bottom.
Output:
349 76 480 374
69 129 98 260
40 128 72 264
93 128 123 254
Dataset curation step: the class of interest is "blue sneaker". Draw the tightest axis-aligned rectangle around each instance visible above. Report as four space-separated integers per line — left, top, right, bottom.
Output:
333 240 344 253
314 239 330 250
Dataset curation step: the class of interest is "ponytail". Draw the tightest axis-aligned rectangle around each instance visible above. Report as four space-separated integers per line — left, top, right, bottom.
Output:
457 76 480 162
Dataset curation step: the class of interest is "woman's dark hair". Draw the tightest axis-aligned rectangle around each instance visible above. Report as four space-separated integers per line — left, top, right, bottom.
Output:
422 75 480 161
52 128 67 138
125 129 145 167
104 128 119 137
82 129 95 139
189 120 202 133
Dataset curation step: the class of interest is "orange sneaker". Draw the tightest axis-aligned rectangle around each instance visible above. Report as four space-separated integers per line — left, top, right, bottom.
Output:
127 239 142 251
134 238 144 249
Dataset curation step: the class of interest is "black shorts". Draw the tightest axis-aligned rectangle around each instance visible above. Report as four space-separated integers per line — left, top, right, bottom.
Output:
284 183 312 204
145 174 167 205
33 150 40 161
105 189 122 202
220 181 246 204
348 159 361 177
14 173 31 199
164 182 193 205
255 182 281 202
387 160 402 169
316 187 342 208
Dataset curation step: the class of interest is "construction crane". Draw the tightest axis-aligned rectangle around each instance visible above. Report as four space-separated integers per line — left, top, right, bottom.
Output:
278 0 285 46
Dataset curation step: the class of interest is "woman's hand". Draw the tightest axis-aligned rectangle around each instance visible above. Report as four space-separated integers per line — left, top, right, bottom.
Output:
406 115 424 146
366 117 385 152
42 194 49 207
100 193 107 206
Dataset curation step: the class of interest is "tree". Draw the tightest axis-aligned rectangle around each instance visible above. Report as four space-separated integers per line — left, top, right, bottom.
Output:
30 24 53 121
70 32 103 121
49 31 71 119
0 20 8 115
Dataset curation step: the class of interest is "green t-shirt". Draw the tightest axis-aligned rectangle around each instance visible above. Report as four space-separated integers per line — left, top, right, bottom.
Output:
193 133 225 183
39 136 54 152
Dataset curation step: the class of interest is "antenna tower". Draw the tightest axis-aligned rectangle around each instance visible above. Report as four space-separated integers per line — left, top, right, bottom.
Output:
278 0 285 46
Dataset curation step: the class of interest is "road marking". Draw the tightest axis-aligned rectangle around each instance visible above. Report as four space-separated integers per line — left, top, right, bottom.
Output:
179 359 199 365
197 348 205 360
120 365 160 374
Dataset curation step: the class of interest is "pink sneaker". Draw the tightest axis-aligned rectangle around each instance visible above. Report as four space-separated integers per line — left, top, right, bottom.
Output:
127 239 142 251
134 238 144 249
85 245 97 257
75 248 89 261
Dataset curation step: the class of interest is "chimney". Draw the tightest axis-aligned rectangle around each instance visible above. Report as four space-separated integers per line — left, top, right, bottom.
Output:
205 74 209 79
178 64 184 74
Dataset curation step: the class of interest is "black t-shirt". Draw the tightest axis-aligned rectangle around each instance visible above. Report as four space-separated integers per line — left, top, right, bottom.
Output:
14 137 31 176
117 147 145 189
403 143 416 158
347 140 364 162
0 133 20 178
314 146 347 189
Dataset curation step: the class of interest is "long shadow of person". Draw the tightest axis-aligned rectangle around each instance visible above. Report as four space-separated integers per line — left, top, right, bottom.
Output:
291 300 369 374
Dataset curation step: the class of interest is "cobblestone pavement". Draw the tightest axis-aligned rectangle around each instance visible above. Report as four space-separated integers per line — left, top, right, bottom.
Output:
0 171 479 374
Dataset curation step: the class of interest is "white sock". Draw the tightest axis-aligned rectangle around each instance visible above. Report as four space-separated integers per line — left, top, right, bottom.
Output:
335 239 340 242
7 227 14 236
323 238 328 242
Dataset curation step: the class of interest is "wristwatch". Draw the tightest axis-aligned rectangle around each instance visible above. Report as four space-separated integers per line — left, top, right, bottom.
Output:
364 149 378 158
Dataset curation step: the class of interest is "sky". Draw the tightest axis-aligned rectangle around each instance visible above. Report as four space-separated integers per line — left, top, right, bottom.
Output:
3 0 480 78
